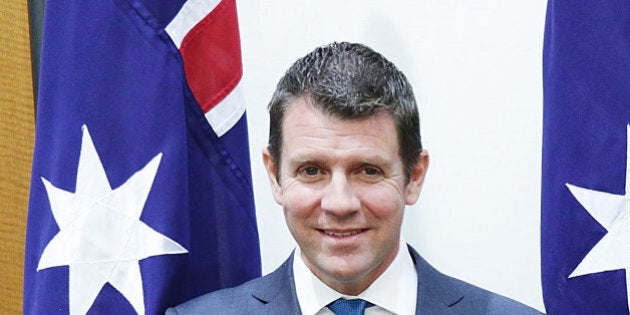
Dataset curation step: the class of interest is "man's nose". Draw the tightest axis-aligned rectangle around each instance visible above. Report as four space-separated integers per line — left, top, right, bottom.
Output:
320 172 361 215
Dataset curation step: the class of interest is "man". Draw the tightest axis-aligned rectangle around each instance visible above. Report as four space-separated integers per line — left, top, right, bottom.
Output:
168 42 541 314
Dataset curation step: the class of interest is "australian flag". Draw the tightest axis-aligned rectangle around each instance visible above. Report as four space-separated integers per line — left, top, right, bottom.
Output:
541 0 630 314
23 0 261 314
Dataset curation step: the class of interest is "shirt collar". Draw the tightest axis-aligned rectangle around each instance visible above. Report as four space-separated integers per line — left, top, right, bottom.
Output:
293 239 418 315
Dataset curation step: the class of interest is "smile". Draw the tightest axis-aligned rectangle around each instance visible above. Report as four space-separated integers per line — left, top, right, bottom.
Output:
321 229 366 237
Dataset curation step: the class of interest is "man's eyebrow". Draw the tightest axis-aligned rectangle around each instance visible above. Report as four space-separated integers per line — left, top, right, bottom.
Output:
285 149 324 160
359 156 390 164
285 154 324 166
285 152 313 162
288 153 392 167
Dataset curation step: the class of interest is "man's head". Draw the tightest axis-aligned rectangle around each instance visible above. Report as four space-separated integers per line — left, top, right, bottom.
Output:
266 42 422 181
262 42 429 295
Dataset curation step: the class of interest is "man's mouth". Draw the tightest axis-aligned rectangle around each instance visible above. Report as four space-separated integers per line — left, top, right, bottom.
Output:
321 229 366 237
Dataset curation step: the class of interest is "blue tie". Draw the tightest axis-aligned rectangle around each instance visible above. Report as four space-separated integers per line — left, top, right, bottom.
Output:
327 298 374 315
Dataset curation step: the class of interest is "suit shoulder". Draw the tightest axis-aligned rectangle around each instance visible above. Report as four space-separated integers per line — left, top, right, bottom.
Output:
166 277 265 314
445 275 542 314
166 258 294 314
408 245 542 315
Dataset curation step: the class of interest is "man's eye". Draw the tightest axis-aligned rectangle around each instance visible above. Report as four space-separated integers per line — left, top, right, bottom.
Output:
302 166 319 176
363 167 381 176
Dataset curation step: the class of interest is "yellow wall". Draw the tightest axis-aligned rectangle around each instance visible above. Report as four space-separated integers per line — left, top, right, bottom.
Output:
0 0 35 313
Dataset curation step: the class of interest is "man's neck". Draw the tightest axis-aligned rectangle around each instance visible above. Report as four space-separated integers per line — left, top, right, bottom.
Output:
300 243 400 295
292 240 418 315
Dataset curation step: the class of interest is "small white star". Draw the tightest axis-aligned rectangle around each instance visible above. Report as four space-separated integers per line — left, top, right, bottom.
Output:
566 124 630 310
37 125 188 315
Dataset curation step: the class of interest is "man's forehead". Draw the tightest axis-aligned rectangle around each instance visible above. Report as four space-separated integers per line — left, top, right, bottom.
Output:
282 98 396 129
279 103 401 166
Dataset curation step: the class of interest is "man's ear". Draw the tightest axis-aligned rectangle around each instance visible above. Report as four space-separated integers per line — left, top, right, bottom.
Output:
262 148 283 205
405 150 429 205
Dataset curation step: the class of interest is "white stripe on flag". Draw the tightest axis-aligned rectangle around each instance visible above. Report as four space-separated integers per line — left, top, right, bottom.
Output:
165 0 221 49
206 82 246 137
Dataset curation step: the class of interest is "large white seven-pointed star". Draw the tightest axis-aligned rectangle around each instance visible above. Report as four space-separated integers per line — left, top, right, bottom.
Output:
566 124 630 309
37 125 188 315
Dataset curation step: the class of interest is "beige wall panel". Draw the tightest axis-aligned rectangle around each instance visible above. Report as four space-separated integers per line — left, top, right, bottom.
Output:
0 0 35 313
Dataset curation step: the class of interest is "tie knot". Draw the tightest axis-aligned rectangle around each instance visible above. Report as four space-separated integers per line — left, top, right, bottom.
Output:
327 298 374 315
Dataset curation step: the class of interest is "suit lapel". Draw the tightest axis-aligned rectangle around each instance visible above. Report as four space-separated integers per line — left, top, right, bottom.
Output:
251 252 302 314
409 245 463 313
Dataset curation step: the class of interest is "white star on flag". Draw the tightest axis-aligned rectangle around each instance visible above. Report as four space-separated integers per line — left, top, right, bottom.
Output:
566 124 630 311
37 125 188 315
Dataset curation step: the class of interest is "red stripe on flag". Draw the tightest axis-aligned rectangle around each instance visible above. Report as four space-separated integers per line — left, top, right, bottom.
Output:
179 0 242 113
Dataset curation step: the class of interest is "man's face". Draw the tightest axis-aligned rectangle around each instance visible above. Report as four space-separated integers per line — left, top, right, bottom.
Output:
263 98 428 294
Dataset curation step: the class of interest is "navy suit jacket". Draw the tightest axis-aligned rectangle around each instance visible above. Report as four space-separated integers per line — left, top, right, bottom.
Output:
167 245 542 314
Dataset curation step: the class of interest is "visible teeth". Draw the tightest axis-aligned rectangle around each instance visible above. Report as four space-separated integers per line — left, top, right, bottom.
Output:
324 230 361 237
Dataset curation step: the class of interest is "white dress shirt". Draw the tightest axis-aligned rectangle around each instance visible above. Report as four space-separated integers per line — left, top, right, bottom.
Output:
293 239 417 315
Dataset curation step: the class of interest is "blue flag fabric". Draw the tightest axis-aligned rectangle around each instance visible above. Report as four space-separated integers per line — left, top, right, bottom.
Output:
23 0 261 314
542 1 630 313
